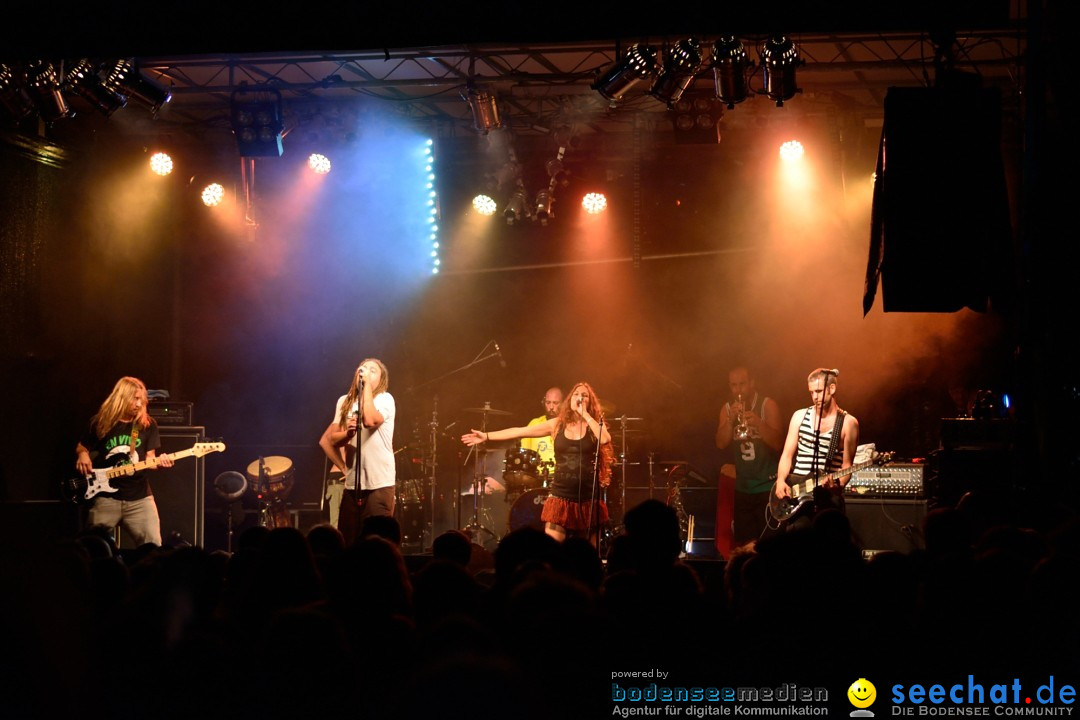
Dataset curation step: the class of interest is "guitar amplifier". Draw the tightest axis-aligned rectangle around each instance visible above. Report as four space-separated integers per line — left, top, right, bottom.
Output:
846 463 924 497
148 401 193 426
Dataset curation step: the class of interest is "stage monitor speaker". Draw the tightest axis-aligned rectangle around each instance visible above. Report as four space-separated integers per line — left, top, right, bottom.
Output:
119 426 205 548
846 497 927 554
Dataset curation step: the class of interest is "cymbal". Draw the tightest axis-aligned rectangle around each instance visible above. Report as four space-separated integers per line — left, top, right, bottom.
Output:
611 416 645 422
463 406 512 416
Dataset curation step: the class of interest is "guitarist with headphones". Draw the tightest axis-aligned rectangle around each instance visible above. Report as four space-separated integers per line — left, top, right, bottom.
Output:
773 368 860 529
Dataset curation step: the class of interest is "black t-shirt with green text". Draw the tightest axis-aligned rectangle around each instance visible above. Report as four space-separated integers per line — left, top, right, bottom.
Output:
80 420 162 501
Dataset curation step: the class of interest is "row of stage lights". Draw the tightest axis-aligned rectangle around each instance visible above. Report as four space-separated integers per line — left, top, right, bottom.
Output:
1 59 171 124
463 35 801 228
471 191 608 222
592 35 801 109
147 150 334 206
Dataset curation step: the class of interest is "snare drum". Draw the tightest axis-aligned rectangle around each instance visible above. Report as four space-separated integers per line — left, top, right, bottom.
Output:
503 447 542 494
246 456 295 498
508 488 549 532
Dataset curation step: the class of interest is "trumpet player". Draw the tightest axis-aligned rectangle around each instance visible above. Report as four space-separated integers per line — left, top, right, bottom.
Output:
716 366 783 545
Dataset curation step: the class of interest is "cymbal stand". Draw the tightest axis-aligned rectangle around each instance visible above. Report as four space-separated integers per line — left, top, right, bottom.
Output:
617 416 629 523
427 396 439 548
463 404 497 546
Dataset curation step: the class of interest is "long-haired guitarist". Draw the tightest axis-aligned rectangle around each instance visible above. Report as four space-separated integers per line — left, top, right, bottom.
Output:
774 368 860 525
74 376 174 546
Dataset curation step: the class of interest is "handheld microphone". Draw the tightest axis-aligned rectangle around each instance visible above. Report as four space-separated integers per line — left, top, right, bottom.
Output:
494 341 507 368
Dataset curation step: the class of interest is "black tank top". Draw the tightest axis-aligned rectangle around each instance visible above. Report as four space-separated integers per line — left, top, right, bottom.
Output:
551 427 599 501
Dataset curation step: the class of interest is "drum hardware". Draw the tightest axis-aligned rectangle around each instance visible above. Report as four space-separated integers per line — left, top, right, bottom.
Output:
462 402 500 548
246 456 295 530
212 471 247 554
610 415 645 528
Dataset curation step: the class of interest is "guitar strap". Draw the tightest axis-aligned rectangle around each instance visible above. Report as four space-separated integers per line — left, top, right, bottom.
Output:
823 412 846 474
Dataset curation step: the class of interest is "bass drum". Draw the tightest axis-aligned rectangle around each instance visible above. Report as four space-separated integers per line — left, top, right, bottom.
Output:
508 488 549 533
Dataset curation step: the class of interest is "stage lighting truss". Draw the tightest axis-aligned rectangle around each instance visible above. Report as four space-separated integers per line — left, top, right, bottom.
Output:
230 85 285 157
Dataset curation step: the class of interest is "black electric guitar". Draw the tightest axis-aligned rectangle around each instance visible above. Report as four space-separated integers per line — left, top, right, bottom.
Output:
767 451 895 522
63 441 226 503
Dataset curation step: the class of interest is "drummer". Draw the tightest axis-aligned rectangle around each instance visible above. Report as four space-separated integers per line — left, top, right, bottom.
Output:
520 386 562 479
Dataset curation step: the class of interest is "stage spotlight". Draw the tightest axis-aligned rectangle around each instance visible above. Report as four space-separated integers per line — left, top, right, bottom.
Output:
760 35 801 107
591 43 659 103
230 86 284 157
534 189 553 226
779 140 804 162
65 59 127 116
201 183 225 207
648 38 702 108
472 194 497 216
0 63 36 125
149 152 174 176
25 61 71 123
464 83 501 134
582 192 607 214
504 190 527 225
671 93 723 144
711 37 750 109
103 59 171 115
308 153 331 174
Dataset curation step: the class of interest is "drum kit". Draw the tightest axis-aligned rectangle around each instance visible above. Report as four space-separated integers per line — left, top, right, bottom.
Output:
459 403 558 548
245 455 295 530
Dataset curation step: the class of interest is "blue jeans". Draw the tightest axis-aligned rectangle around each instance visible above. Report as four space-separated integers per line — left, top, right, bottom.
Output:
89 495 162 546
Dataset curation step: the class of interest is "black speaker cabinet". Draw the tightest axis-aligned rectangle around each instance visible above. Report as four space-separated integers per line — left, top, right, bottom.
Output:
120 426 205 547
846 497 927 554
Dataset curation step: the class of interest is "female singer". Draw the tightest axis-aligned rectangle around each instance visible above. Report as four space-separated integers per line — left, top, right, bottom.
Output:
463 381 613 543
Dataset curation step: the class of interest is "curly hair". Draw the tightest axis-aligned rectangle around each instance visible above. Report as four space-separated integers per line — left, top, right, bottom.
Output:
555 381 614 488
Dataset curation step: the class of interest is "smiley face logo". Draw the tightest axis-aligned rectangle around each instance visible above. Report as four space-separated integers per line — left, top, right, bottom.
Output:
848 678 877 709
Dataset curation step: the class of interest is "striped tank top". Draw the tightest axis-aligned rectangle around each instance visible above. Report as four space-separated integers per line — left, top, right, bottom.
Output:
792 408 844 476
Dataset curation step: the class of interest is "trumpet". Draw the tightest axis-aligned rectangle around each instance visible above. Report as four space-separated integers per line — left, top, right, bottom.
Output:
733 394 751 442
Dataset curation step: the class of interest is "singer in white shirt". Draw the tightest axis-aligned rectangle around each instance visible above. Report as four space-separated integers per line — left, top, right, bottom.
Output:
319 358 396 544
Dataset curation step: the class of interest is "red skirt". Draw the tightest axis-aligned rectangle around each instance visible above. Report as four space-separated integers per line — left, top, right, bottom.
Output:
540 495 608 532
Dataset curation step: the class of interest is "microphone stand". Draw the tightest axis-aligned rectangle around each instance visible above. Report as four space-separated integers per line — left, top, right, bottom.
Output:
403 341 502 394
587 416 604 557
353 378 365 508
